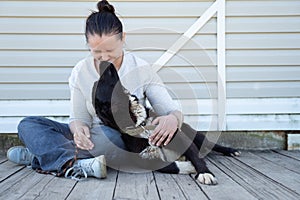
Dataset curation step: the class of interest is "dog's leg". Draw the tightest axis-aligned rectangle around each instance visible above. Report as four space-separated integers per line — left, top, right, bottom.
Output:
181 123 240 157
184 142 217 185
211 144 241 156
165 131 217 185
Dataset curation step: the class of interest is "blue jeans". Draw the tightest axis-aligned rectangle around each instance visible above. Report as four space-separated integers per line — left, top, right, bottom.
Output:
17 116 128 174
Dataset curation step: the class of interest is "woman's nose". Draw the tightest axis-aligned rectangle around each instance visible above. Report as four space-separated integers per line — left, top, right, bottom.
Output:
100 54 109 61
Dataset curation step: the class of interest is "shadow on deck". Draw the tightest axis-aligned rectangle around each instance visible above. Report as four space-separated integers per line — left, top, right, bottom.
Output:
1 150 300 200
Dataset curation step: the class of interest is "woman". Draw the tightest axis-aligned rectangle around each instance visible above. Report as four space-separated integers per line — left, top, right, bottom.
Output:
7 0 183 180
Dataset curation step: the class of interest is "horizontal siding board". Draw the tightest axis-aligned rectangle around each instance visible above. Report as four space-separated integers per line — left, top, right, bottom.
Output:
227 114 300 131
187 114 300 131
0 100 70 117
2 50 300 67
2 33 300 51
0 1 214 17
0 18 216 34
0 84 69 100
227 82 300 98
226 16 300 33
0 67 71 83
0 34 87 50
0 83 217 100
1 1 299 17
1 17 299 34
226 50 300 66
0 50 217 67
3 98 298 117
0 51 89 67
226 0 300 16
227 66 300 82
0 99 216 117
158 67 217 83
165 83 218 99
0 34 216 50
226 33 300 50
0 116 69 133
227 98 300 115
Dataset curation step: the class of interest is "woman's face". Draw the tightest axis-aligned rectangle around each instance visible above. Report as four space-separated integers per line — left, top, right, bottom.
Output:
87 33 125 67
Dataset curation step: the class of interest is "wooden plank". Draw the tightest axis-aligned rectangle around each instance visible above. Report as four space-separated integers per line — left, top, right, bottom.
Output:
0 167 34 194
252 150 300 175
274 150 300 161
29 176 76 200
114 171 159 200
154 172 192 200
0 153 7 163
165 174 208 200
201 159 257 200
67 169 117 200
234 152 300 197
0 168 52 200
209 154 300 200
0 161 25 182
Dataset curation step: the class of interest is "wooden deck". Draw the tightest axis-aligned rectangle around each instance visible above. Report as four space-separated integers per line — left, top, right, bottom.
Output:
1 150 300 200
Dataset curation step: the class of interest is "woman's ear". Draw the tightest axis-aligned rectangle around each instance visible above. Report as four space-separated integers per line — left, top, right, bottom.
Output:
122 32 126 43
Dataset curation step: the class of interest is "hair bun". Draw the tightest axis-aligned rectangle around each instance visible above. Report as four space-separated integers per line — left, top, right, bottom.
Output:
97 0 115 13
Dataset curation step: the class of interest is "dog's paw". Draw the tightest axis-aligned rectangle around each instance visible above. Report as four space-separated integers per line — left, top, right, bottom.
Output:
230 151 241 157
196 173 218 185
223 148 241 157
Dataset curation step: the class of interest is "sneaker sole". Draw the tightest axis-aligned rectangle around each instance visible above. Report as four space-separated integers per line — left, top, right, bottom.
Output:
96 155 107 179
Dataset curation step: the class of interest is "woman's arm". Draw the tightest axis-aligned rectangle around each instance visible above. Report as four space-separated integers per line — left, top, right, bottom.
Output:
144 71 184 146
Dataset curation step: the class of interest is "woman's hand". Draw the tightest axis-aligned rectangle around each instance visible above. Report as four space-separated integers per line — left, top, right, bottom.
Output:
149 114 178 146
69 121 94 150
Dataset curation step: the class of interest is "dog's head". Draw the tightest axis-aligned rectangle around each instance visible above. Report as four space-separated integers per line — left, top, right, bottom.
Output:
92 61 147 132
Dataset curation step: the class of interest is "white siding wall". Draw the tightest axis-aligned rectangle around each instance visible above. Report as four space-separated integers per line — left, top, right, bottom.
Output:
0 0 299 133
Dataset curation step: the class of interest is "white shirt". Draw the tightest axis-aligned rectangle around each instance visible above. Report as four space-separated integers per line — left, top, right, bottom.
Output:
68 51 179 128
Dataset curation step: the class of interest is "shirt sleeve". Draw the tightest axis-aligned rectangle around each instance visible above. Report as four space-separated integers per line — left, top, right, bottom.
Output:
68 65 93 127
144 67 181 116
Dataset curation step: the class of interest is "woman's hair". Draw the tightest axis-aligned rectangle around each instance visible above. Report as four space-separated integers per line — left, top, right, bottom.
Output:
85 0 123 41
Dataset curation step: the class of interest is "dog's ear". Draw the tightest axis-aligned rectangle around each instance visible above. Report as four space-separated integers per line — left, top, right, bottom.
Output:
92 80 98 110
99 61 113 77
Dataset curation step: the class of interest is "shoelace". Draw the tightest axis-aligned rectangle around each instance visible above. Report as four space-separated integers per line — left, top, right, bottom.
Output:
21 149 33 163
64 166 88 181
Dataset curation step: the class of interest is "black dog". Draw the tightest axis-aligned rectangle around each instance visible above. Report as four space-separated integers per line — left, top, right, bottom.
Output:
93 61 240 185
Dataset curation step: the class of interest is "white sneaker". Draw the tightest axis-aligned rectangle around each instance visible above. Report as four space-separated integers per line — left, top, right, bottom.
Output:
65 155 107 181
